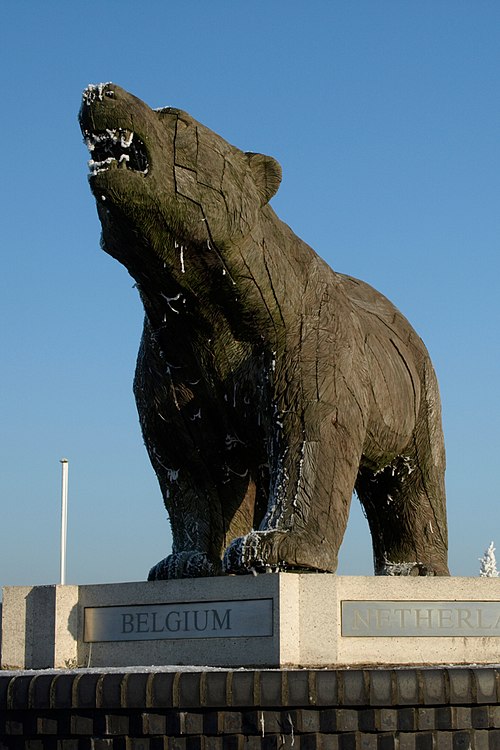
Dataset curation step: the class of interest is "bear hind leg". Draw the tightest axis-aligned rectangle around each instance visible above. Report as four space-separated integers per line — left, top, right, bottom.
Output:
355 453 449 576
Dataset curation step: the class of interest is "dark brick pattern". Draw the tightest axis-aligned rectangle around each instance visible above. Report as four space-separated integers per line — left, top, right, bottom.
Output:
0 668 499 749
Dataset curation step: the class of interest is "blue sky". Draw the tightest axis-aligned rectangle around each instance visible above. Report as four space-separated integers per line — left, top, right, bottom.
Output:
1 1 499 592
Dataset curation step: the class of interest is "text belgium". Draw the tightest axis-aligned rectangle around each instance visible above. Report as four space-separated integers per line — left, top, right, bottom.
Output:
121 608 232 635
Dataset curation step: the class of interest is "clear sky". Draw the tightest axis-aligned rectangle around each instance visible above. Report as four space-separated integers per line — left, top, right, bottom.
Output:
1 1 499 593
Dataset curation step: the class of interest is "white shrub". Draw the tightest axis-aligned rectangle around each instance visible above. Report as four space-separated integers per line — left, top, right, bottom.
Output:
479 541 499 577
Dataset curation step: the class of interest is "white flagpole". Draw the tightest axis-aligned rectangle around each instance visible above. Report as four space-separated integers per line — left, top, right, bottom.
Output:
60 458 69 585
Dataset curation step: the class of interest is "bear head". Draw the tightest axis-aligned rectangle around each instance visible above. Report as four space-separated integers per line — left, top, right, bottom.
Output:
79 83 282 276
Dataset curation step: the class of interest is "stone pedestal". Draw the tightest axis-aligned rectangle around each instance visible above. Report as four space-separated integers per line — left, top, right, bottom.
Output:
2 575 500 670
1 584 79 670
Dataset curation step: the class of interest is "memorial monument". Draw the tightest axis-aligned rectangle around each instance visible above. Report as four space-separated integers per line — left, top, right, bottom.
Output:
78 83 448 581
4 85 500 700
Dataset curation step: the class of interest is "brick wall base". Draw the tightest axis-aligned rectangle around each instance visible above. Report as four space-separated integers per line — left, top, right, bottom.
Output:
1 667 499 749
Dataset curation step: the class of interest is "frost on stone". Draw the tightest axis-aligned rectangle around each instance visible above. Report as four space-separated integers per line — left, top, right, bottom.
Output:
175 241 186 273
479 541 499 577
82 82 113 103
148 551 218 580
378 560 434 576
161 292 185 314
83 128 149 175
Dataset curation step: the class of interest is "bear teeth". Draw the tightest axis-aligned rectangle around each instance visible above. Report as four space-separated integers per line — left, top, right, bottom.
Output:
84 129 148 175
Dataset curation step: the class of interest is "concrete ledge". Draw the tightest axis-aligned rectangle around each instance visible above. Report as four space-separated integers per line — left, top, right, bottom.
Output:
3 575 500 669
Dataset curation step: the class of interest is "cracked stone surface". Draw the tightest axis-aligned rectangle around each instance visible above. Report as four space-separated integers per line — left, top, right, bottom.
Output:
79 83 449 579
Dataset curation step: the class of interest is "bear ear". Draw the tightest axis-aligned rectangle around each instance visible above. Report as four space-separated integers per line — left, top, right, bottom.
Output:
246 152 282 205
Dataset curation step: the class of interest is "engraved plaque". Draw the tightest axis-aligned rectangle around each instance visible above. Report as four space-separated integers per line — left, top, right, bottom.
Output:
84 598 273 642
342 600 500 637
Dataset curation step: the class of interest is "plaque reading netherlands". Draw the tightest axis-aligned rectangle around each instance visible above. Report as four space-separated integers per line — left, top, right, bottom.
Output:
342 600 500 637
84 598 273 642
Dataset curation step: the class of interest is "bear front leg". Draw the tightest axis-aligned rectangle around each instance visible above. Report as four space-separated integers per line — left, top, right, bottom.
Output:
223 397 367 574
147 474 224 580
223 296 370 575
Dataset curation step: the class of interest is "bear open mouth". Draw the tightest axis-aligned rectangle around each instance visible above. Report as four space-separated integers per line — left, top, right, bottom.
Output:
84 129 149 175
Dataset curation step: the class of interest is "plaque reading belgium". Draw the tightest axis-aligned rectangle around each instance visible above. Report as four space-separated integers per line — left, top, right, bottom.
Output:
84 598 273 642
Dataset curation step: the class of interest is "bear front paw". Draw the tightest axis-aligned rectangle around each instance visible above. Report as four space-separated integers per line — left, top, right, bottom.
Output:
223 530 302 574
223 532 267 574
148 551 220 580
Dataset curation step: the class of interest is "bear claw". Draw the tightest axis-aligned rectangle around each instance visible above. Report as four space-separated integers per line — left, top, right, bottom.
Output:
222 530 325 574
148 551 220 580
